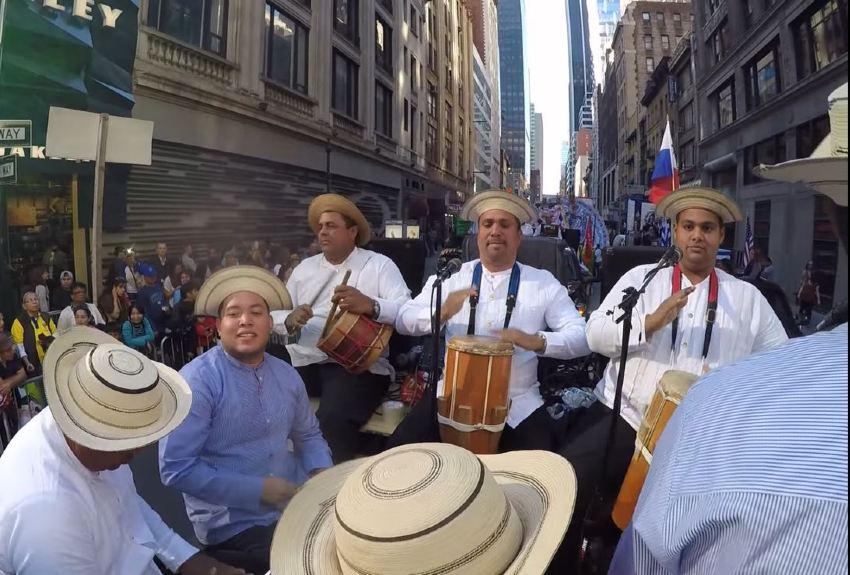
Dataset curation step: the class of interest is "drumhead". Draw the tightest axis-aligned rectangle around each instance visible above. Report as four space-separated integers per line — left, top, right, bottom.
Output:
447 335 514 356
658 370 698 402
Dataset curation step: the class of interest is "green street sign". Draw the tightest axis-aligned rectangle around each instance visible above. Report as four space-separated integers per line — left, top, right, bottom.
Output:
0 120 31 147
0 155 16 184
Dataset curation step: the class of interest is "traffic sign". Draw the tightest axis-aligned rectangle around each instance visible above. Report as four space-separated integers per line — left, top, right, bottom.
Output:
0 155 16 184
0 120 32 147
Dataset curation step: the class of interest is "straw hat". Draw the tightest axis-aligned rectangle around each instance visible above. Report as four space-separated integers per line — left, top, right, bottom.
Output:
656 186 744 224
461 190 538 224
308 193 372 246
755 83 848 206
43 326 191 452
270 442 576 575
195 265 292 317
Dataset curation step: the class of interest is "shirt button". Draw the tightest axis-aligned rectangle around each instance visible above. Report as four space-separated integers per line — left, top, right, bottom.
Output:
682 342 688 348
266 418 271 424
688 313 694 318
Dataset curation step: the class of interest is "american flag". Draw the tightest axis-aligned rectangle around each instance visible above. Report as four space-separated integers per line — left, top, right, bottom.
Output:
740 217 754 269
660 218 672 247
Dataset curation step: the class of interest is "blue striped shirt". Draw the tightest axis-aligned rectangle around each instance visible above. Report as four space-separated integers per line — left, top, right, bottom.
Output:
611 324 848 574
158 346 332 545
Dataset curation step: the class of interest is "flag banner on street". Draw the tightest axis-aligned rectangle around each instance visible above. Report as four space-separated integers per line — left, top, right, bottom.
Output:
742 216 754 268
581 215 595 273
649 119 680 205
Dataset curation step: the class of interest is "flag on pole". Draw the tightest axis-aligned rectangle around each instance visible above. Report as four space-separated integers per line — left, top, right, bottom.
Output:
740 216 754 269
648 118 680 205
660 217 672 247
581 216 594 273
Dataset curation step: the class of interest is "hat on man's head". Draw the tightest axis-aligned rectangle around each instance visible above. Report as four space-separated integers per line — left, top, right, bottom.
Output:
60 270 73 280
461 190 538 225
308 193 372 246
270 442 576 575
755 83 848 206
139 263 157 279
195 265 292 317
43 326 191 452
657 186 744 224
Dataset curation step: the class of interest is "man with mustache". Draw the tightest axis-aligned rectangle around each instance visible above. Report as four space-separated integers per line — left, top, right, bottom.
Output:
551 186 789 570
159 266 332 574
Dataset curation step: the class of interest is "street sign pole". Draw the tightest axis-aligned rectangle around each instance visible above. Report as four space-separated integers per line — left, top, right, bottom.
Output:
90 114 109 295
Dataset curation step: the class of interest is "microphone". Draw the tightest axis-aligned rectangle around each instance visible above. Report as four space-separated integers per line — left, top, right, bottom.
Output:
659 245 682 267
436 258 462 282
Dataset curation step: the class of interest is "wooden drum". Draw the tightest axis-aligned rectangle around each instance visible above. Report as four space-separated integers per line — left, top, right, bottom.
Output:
611 370 698 530
317 311 393 375
437 335 514 455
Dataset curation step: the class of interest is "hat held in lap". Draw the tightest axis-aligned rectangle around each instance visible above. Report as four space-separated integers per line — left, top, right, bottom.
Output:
271 442 577 574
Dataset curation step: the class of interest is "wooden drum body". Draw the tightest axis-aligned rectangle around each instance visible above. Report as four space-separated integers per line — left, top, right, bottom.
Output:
611 370 698 530
437 336 514 455
317 311 393 374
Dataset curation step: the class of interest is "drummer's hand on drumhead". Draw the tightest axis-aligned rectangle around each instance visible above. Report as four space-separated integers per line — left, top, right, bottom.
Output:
645 286 696 340
285 304 313 333
440 288 477 324
499 328 546 352
333 286 375 316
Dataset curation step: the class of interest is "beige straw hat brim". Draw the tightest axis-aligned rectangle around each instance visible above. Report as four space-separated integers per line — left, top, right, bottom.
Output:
308 194 373 247
44 326 192 452
461 190 538 225
656 186 744 224
195 265 292 317
270 449 576 575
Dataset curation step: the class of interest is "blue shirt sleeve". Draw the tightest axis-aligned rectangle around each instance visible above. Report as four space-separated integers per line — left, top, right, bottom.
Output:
158 362 266 512
285 365 333 474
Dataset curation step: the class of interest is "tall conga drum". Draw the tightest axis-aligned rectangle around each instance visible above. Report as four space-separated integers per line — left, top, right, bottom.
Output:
437 335 513 455
611 370 698 529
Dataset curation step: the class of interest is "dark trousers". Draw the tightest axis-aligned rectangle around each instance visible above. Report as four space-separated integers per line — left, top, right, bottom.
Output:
547 401 637 573
499 404 569 452
204 523 276 574
297 363 390 464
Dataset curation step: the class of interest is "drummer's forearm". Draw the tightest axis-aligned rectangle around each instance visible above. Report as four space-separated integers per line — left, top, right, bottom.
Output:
270 310 294 334
394 302 432 336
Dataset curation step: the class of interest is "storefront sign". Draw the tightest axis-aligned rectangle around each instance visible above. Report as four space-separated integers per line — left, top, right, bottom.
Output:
0 155 17 184
36 0 124 28
0 120 31 147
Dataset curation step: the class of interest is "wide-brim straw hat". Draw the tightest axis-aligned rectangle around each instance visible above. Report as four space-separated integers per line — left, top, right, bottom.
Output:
308 193 372 246
461 190 538 224
43 326 191 452
195 265 292 317
270 443 576 575
755 82 848 207
657 186 744 224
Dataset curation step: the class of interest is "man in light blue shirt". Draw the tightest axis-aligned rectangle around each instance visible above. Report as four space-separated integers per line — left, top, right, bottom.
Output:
611 82 849 575
159 266 332 574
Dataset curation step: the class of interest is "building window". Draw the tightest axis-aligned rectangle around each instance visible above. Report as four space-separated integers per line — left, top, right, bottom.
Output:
673 12 682 23
408 5 419 37
680 140 695 168
656 11 664 21
708 19 729 65
812 195 843 309
445 102 453 134
147 0 228 56
334 0 358 44
715 80 736 129
744 134 786 184
265 4 308 94
642 11 651 21
681 102 694 129
410 54 419 92
753 200 771 252
706 0 722 17
426 123 438 163
403 99 409 132
745 43 781 110
646 57 655 72
644 36 653 49
744 0 755 28
332 50 359 118
375 82 393 137
375 16 392 73
377 0 393 14
796 114 831 158
793 0 848 80
445 135 454 171
427 82 437 118
661 35 670 50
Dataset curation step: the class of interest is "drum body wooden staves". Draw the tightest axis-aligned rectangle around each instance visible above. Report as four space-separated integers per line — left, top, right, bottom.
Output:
611 370 698 530
438 335 513 455
317 311 393 374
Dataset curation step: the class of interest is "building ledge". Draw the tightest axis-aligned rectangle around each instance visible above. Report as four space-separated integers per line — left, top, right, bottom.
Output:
262 80 316 119
142 27 238 87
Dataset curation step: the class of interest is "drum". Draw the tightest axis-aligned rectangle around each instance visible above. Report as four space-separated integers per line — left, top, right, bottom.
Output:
317 311 393 374
611 370 698 530
437 335 514 455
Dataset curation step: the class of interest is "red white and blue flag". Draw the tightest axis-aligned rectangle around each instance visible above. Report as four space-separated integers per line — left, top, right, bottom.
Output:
649 119 680 205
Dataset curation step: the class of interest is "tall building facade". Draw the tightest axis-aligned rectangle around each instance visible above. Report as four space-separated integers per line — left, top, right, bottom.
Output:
530 105 544 201
498 0 531 192
597 0 622 74
565 0 595 199
473 50 495 192
469 0 502 190
692 0 847 306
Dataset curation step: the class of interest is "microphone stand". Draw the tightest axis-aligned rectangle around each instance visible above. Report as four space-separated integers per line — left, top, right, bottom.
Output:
426 273 445 440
